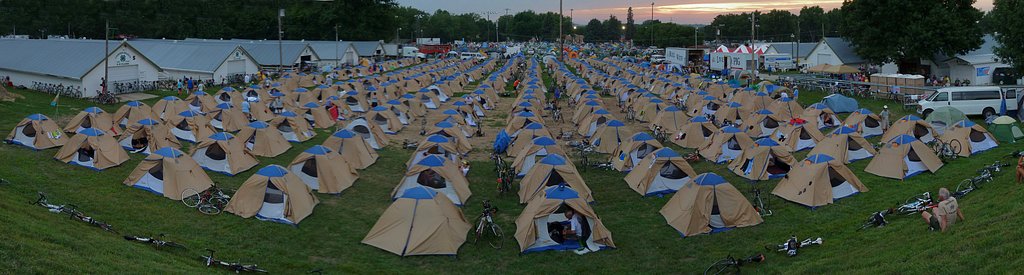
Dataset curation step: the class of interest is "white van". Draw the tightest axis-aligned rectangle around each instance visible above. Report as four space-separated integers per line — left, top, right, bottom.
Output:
918 86 1020 117
459 52 486 60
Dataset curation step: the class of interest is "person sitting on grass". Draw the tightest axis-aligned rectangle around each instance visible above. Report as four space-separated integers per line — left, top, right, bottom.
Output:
921 188 964 232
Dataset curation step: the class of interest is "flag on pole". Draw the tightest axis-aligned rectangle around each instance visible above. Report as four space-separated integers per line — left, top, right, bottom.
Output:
50 94 59 106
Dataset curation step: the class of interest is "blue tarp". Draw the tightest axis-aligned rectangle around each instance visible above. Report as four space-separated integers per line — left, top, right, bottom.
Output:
493 129 511 153
821 94 859 113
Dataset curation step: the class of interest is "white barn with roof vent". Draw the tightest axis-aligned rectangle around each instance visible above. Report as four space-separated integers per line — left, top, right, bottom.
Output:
130 40 259 82
0 39 162 98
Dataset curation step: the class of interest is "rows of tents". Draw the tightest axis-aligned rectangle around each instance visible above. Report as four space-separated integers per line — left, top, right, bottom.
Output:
5 56 505 226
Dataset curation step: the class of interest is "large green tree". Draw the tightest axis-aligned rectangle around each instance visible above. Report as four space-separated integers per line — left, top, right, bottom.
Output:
989 0 1024 73
625 7 636 40
841 0 984 66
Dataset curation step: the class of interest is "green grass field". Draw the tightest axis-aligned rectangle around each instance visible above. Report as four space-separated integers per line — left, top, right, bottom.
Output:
2 82 1023 274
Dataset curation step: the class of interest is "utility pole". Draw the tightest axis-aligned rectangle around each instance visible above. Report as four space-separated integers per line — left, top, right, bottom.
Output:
796 19 801 68
335 25 339 67
559 0 563 61
694 27 698 47
651 2 655 46
103 20 109 96
750 12 756 77
504 8 510 42
278 7 285 74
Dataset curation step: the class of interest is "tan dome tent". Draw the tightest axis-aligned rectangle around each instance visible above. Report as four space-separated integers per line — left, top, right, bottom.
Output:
426 121 470 152
770 122 825 152
297 102 336 129
414 89 441 110
611 132 664 172
769 97 804 120
112 101 153 128
123 147 214 200
699 126 755 164
169 110 216 143
672 116 718 149
591 120 629 154
729 138 796 180
344 118 389 150
572 100 604 124
392 155 472 206
400 93 428 117
801 103 841 129
515 185 615 253
190 132 258 176
54 128 129 170
843 108 884 137
660 173 763 237
507 122 552 157
63 107 118 135
715 102 749 126
506 111 546 138
208 103 250 132
214 87 244 106
519 154 594 204
363 187 471 256
772 154 868 208
225 165 320 225
881 115 939 144
236 121 291 157
6 114 67 150
577 109 614 137
322 129 378 169
366 106 405 134
185 91 218 113
408 134 465 169
270 111 316 143
625 148 699 196
118 118 180 155
512 136 564 178
865 135 943 179
151 96 189 122
939 120 998 157
810 126 877 163
743 109 784 138
289 145 358 194
651 106 689 133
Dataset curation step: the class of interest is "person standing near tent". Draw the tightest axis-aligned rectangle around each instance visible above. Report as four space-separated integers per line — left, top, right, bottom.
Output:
187 77 194 93
176 79 184 95
198 81 205 92
241 99 252 121
921 188 964 232
563 208 590 255
880 106 891 131
1016 154 1024 184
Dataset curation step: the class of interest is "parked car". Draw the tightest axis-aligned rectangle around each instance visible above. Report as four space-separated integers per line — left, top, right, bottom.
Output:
918 86 1021 117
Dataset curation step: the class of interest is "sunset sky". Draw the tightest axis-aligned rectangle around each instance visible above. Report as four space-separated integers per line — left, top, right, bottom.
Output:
395 0 995 25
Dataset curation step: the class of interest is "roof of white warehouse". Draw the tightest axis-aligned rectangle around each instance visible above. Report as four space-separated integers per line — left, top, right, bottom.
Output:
128 40 253 73
0 39 157 80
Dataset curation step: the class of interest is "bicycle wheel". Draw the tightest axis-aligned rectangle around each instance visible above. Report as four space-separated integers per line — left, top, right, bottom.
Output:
703 259 738 275
948 139 962 156
488 224 504 249
198 203 222 215
472 218 486 244
181 188 201 208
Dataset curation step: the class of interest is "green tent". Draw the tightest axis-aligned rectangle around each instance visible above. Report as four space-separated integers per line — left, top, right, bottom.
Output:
925 106 967 135
989 116 1024 143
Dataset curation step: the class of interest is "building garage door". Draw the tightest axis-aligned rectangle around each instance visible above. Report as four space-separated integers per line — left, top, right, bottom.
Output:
108 65 140 83
223 60 246 75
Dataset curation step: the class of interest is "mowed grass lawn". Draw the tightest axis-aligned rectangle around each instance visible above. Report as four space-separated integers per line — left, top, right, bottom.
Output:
1 85 1023 274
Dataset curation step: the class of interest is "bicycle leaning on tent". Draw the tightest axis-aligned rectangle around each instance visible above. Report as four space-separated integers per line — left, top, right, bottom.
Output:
931 139 961 162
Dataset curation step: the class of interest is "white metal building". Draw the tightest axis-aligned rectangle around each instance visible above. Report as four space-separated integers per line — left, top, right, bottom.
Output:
351 41 386 60
308 41 359 67
0 39 162 98
805 37 865 67
129 40 259 82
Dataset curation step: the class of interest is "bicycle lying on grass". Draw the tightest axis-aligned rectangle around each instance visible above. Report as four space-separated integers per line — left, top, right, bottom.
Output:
766 236 822 257
182 184 232 215
124 234 186 249
201 249 267 273
473 200 504 249
703 254 765 275
858 192 933 231
31 192 117 234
